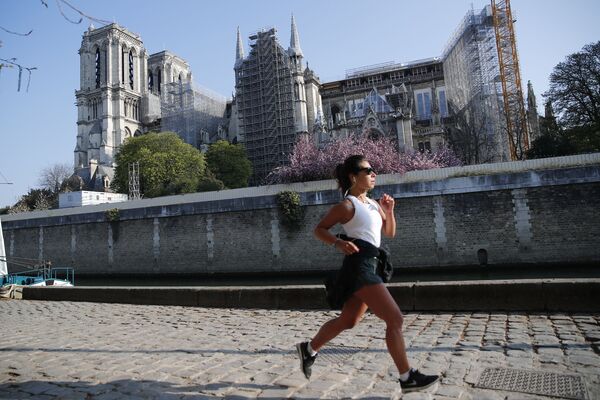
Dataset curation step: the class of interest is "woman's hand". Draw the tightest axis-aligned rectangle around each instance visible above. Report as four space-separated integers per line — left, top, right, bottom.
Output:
335 240 360 255
378 193 395 215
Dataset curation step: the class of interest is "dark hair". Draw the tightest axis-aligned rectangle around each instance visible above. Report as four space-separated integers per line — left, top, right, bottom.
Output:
334 154 366 195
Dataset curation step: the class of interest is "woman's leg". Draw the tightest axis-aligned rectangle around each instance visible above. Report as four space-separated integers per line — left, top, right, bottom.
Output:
354 283 410 374
310 295 368 351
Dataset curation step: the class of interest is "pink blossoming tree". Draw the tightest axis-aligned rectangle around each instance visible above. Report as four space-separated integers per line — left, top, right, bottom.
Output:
266 134 462 184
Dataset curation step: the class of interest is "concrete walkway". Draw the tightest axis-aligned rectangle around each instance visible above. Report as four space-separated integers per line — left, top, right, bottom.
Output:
1 299 599 399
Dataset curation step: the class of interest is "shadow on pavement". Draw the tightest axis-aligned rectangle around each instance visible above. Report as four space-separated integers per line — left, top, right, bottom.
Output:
0 379 394 399
0 342 593 355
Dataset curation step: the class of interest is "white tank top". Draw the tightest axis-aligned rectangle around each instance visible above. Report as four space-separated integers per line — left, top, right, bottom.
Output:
342 195 382 247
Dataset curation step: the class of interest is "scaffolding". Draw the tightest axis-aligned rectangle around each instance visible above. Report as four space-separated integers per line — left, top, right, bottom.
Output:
492 0 529 160
160 81 228 149
235 28 296 183
128 161 141 200
442 5 508 162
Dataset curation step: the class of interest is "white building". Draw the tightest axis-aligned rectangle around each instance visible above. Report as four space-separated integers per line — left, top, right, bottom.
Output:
59 191 128 209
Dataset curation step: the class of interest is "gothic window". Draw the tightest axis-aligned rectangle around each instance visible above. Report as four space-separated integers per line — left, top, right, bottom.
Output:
418 141 431 153
129 50 134 90
124 99 128 117
414 89 432 120
412 66 428 76
134 129 142 137
103 49 107 84
346 79 360 88
95 48 101 88
133 101 138 120
390 71 404 81
437 87 448 117
124 127 131 138
331 105 341 125
178 73 182 83
294 83 299 100
91 98 100 119
148 70 154 92
367 75 382 85
121 47 125 84
157 68 161 94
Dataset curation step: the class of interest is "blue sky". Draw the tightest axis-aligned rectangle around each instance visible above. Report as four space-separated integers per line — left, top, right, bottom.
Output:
1 0 599 207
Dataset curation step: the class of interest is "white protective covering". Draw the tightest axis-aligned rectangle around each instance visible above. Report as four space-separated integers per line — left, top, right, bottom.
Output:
0 219 7 277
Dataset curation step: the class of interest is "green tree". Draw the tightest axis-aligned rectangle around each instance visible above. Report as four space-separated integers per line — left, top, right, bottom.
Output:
197 169 225 192
9 188 56 214
545 41 600 130
205 140 252 189
529 96 600 158
111 132 213 198
527 101 574 158
535 40 600 156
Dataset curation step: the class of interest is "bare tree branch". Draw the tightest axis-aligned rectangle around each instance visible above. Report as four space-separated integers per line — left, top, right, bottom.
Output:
55 0 111 26
0 26 33 36
2 0 109 92
38 162 73 193
54 0 82 24
0 58 38 92
545 41 600 129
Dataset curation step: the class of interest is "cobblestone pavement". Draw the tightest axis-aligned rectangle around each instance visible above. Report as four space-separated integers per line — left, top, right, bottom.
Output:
0 300 599 399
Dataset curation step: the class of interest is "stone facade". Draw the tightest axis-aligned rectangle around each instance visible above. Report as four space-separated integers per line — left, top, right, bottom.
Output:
3 155 600 276
319 59 447 154
74 23 224 191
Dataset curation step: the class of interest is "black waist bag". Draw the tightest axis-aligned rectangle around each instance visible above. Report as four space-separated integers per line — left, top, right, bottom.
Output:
324 235 394 309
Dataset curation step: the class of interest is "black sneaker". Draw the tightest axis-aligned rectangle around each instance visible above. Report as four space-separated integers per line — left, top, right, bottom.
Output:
399 369 440 393
295 342 317 379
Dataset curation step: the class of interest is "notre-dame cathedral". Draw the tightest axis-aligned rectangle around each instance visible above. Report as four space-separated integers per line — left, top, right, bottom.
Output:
74 17 322 189
75 9 541 190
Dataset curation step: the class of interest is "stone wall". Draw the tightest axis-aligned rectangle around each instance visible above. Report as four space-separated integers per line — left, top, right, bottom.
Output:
2 154 600 275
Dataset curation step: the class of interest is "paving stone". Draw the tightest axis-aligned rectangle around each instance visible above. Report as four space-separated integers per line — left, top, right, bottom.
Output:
466 388 505 400
1 301 599 399
402 391 434 399
435 383 465 398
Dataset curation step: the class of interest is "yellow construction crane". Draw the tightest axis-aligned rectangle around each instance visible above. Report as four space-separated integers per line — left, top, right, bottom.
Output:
491 0 530 160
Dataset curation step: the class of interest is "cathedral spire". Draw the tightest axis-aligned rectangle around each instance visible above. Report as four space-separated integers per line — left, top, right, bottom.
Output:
289 14 303 57
235 26 245 67
527 80 537 112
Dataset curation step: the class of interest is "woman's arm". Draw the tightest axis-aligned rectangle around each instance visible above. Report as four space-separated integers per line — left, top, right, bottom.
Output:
314 200 360 255
378 193 396 238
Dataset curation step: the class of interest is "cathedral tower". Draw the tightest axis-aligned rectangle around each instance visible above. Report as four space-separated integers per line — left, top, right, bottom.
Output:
526 80 540 142
289 15 308 133
75 23 147 190
75 23 193 191
234 19 322 183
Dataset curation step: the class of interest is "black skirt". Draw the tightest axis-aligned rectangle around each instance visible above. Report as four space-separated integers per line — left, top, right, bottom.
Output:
324 237 392 310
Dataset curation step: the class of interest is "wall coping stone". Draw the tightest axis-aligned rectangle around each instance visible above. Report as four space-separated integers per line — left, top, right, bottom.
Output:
2 152 600 229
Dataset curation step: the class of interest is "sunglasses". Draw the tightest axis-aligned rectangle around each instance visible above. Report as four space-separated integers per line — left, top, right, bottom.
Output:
357 167 376 175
